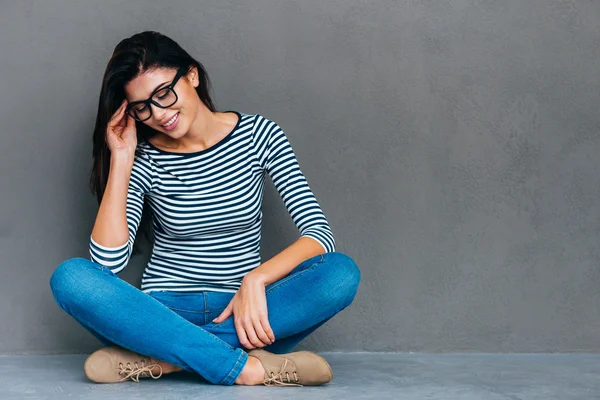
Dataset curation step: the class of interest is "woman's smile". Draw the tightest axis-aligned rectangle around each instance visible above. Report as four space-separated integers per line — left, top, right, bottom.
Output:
161 112 180 130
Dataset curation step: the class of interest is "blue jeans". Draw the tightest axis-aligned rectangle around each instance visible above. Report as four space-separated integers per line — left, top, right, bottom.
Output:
49 251 360 385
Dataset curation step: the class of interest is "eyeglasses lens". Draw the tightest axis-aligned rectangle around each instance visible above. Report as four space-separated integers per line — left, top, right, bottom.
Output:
131 88 177 121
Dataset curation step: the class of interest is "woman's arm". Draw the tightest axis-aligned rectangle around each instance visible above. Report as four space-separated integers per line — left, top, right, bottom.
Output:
89 100 148 274
244 236 324 286
91 152 134 248
89 151 150 274
213 116 336 349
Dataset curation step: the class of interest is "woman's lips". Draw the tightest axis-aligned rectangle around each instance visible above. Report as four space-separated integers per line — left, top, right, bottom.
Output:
162 112 180 131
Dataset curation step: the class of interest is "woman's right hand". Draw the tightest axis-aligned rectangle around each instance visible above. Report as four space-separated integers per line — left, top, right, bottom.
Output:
106 100 137 157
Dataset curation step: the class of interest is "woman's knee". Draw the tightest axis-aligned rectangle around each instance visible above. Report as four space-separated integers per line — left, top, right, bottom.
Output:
49 257 97 300
322 251 361 306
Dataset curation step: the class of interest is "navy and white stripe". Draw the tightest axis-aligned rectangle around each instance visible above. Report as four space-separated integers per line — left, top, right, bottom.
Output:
89 112 335 294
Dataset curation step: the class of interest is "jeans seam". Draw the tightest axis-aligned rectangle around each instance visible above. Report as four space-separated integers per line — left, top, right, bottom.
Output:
55 302 193 373
208 255 324 329
220 349 247 385
204 292 209 325
164 307 209 314
53 264 243 382
57 292 242 379
159 305 225 314
265 254 324 295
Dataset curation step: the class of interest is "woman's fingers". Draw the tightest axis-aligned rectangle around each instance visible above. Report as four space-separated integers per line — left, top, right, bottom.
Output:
260 315 275 343
243 318 267 348
235 318 253 349
108 101 127 128
108 103 125 126
117 113 126 129
126 110 135 129
253 318 272 346
213 302 233 323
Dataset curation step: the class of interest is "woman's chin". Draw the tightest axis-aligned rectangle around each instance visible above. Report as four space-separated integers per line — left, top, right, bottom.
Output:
164 127 188 139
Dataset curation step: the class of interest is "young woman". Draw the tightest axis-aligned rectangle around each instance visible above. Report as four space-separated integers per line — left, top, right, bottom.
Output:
49 30 360 387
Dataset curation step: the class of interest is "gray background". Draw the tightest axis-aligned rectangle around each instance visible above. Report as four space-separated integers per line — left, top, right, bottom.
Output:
0 0 599 354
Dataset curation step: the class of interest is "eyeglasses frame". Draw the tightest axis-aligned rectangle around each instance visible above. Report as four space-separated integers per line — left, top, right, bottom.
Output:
125 65 188 122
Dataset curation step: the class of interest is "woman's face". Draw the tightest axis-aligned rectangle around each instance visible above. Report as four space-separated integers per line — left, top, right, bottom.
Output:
124 66 200 138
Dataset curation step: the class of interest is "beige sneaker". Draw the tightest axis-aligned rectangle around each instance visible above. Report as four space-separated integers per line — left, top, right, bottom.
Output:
248 349 333 386
83 346 163 383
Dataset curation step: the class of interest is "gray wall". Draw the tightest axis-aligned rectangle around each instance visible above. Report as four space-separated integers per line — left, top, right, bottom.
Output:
1 0 599 354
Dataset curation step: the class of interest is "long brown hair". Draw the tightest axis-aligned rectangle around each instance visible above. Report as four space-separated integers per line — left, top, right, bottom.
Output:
89 31 217 255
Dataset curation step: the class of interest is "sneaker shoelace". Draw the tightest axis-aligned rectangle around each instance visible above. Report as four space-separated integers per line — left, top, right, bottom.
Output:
262 358 302 386
117 359 163 382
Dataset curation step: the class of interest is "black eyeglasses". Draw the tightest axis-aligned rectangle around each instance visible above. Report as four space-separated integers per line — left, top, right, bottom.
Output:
125 66 187 122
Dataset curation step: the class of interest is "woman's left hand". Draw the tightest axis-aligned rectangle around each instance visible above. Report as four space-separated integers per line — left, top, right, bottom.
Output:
212 274 275 349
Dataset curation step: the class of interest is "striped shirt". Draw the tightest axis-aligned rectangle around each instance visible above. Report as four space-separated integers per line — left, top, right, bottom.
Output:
89 111 335 294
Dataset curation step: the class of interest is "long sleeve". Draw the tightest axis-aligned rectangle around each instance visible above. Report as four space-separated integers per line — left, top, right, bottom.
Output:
253 115 336 253
89 150 153 274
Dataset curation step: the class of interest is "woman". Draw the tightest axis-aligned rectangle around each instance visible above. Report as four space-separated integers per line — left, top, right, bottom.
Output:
49 30 360 387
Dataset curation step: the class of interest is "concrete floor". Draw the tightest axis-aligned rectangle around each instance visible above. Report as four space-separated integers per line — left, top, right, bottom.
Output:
1 352 599 399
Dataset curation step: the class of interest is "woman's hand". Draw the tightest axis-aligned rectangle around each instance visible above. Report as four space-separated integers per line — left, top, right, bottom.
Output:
106 100 137 157
213 275 275 349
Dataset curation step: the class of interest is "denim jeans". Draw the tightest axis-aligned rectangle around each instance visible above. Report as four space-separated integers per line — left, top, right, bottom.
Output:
49 251 360 385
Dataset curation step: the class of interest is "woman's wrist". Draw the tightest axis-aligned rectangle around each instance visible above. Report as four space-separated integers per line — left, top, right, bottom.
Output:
243 270 268 287
110 150 134 167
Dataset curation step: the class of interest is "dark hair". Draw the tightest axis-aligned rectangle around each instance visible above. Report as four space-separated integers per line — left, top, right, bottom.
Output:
89 31 217 255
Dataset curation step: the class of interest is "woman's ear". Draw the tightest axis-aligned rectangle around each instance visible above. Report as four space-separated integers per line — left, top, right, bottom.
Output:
187 66 199 87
